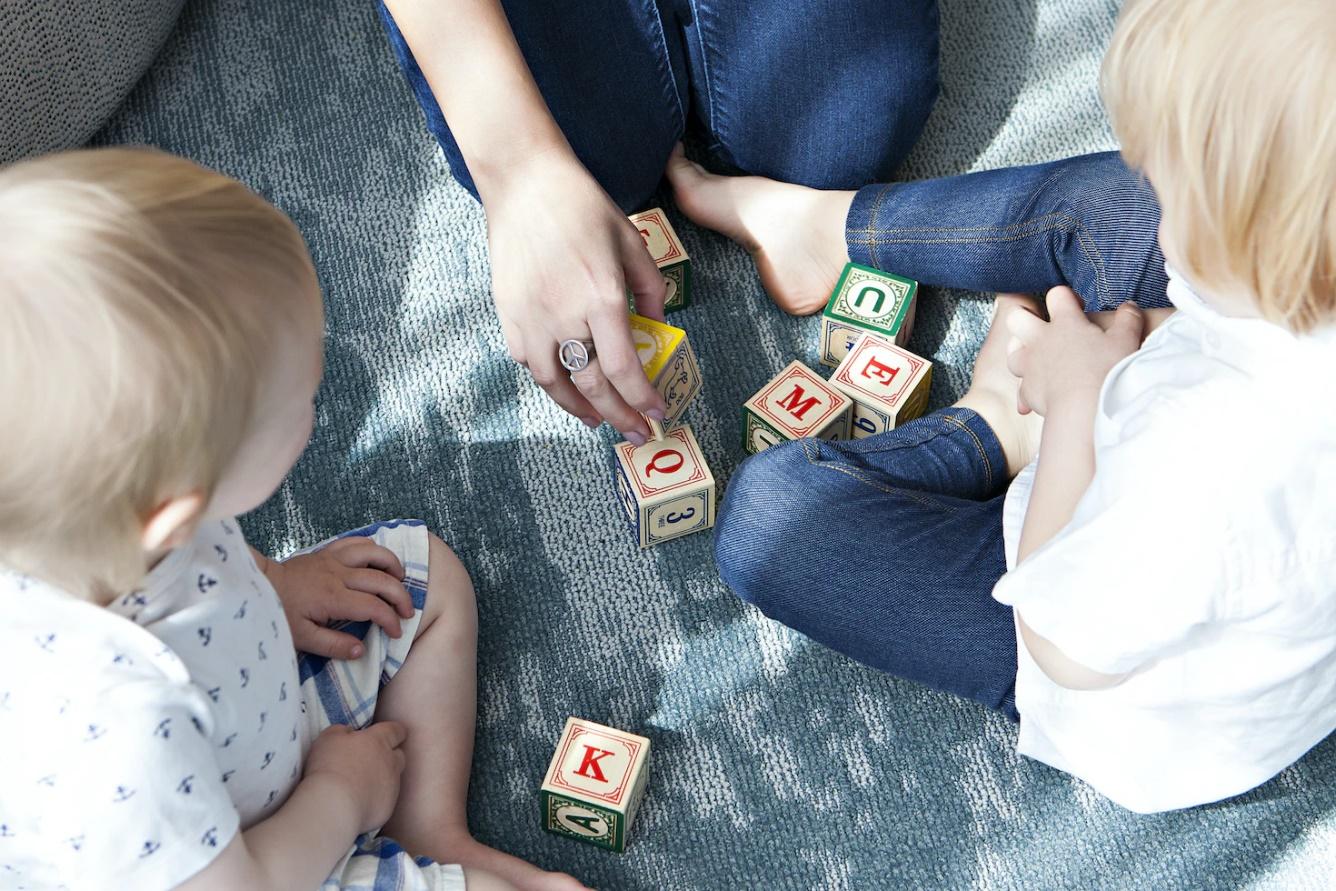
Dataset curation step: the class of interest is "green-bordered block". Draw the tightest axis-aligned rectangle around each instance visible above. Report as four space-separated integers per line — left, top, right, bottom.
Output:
741 408 785 455
541 791 623 852
818 262 918 367
662 261 691 313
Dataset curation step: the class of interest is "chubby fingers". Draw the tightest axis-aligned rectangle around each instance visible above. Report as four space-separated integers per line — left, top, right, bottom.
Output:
326 538 405 579
296 623 366 660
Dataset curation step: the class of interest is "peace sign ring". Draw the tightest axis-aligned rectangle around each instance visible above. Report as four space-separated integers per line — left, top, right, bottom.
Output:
558 339 597 374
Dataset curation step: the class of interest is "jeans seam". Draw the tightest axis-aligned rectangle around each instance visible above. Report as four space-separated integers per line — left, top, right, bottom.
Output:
645 0 686 136
846 210 1075 239
685 0 719 145
799 437 955 512
938 413 994 491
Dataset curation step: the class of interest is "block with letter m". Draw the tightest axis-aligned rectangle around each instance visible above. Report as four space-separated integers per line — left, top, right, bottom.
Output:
741 360 852 455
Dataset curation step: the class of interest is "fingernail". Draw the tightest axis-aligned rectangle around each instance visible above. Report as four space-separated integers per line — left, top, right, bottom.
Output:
626 431 647 447
351 645 363 658
647 408 666 423
581 417 600 429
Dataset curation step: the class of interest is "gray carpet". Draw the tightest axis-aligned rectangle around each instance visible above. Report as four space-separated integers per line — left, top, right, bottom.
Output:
93 0 1336 888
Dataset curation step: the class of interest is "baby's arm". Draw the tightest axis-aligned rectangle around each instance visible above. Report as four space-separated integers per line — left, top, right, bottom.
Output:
1006 289 1146 689
178 723 406 891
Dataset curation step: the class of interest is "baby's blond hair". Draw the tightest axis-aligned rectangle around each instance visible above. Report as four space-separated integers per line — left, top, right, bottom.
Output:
0 148 319 600
1102 0 1336 331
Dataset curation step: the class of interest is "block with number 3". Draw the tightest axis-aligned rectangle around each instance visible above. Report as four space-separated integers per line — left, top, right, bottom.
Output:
629 207 692 313
741 360 852 455
819 262 918 367
541 717 651 853
612 424 715 547
829 332 933 438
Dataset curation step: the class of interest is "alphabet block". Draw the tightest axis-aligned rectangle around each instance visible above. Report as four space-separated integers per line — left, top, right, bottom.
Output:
630 313 702 426
541 717 651 853
612 424 715 547
629 207 692 313
829 333 933 438
741 360 852 455
819 262 918 367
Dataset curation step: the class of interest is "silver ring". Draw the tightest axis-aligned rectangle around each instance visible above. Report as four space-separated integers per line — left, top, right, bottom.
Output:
558 339 597 373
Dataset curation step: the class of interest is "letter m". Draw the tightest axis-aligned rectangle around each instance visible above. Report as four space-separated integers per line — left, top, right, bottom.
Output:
776 384 821 421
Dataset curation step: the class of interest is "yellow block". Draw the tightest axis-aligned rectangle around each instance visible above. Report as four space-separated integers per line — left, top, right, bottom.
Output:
629 313 686 382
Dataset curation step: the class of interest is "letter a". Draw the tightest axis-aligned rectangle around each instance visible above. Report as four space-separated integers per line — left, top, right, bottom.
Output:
575 745 616 783
776 384 821 421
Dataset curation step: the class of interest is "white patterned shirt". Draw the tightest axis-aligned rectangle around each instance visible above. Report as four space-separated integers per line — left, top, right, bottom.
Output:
0 519 304 889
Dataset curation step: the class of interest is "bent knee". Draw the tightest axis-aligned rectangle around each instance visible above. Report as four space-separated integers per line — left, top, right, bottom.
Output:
714 443 827 613
425 532 478 631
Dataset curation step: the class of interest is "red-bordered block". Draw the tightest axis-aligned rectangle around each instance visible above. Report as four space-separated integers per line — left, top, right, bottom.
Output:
612 424 716 547
741 361 852 454
629 207 692 312
830 333 933 438
541 717 652 853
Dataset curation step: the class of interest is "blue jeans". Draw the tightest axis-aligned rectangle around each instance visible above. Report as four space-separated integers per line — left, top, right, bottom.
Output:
714 409 1020 720
380 3 1169 310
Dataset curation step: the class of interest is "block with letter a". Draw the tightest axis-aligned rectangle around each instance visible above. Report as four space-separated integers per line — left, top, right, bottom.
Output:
741 360 852 455
818 261 918 367
541 717 651 853
629 207 692 313
629 313 702 427
612 424 716 547
830 332 933 438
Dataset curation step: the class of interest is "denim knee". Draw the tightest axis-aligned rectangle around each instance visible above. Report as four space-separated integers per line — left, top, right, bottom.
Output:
714 441 823 615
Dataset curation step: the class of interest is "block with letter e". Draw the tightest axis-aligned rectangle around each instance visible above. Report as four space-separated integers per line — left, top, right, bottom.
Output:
630 313 702 426
819 262 918 367
629 207 692 313
541 717 651 853
830 333 933 438
741 360 852 455
612 424 715 547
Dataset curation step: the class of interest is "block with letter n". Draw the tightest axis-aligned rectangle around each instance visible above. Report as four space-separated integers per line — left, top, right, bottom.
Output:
629 207 692 313
612 424 716 547
741 360 852 455
541 717 652 853
629 313 702 427
819 261 918 367
830 333 933 438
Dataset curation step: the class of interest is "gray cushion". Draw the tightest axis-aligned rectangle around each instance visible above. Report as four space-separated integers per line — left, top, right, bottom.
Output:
0 0 185 163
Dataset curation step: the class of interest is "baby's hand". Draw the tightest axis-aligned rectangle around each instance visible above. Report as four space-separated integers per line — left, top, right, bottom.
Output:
1006 286 1144 417
304 722 407 833
264 538 415 659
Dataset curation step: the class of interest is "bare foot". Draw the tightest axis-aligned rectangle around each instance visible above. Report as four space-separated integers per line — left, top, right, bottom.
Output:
665 144 853 316
955 294 1046 477
443 834 589 891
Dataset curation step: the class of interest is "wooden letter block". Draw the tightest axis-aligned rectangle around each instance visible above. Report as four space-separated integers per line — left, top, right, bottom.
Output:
741 360 852 455
541 717 651 853
629 207 692 313
830 332 933 438
612 424 715 547
819 262 918 367
629 313 702 426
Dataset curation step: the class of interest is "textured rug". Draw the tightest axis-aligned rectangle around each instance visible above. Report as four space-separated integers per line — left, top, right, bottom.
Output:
94 0 1336 888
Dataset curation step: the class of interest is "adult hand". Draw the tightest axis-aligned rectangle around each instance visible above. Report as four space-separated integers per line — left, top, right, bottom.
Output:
482 150 668 444
1006 286 1144 417
303 722 408 834
261 538 414 659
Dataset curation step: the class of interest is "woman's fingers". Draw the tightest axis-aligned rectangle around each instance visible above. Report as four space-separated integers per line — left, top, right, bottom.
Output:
525 330 601 427
622 223 668 323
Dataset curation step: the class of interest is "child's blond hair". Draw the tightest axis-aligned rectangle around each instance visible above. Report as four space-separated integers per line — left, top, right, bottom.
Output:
0 148 320 601
1102 0 1336 332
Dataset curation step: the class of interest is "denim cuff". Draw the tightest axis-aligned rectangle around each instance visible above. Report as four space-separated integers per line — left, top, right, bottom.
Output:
933 407 1009 494
844 182 899 269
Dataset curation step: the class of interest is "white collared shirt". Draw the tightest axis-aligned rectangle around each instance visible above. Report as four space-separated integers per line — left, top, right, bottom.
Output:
994 271 1336 813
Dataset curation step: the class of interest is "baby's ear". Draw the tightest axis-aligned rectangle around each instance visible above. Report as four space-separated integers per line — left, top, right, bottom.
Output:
141 491 208 552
